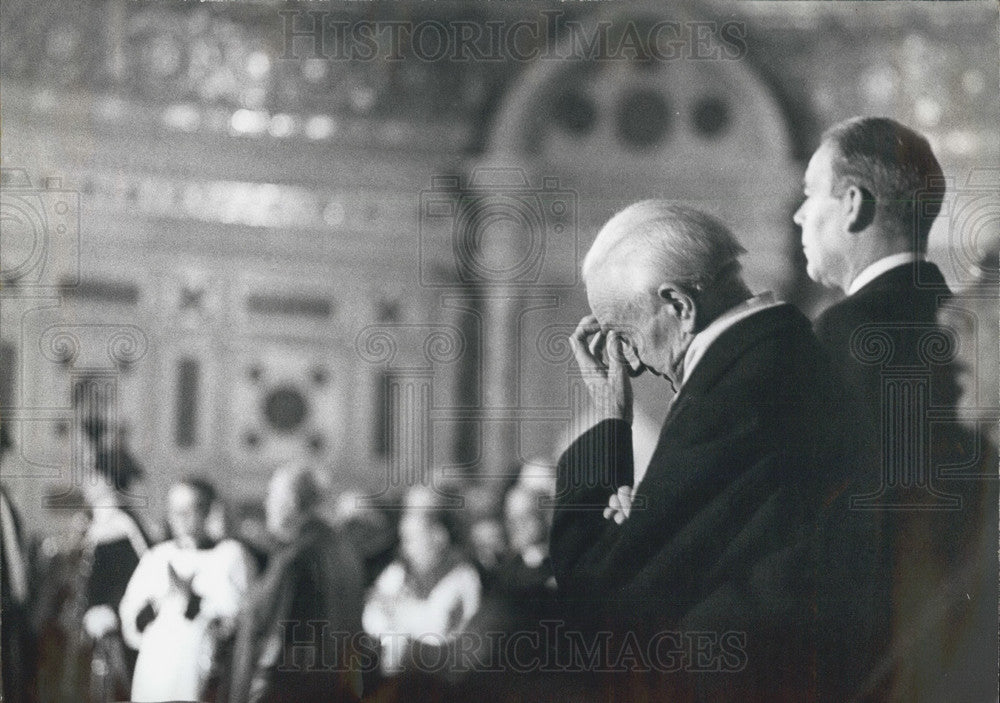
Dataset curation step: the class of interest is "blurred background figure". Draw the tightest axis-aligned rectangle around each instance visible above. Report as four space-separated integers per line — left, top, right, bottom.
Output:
83 448 150 703
119 478 255 702
32 490 92 703
229 500 271 574
468 517 505 583
332 489 397 588
461 482 507 587
465 481 556 646
888 252 999 703
363 485 481 678
515 457 558 497
1 423 37 703
41 445 151 703
229 463 366 703
946 249 1000 442
494 483 556 622
458 480 565 701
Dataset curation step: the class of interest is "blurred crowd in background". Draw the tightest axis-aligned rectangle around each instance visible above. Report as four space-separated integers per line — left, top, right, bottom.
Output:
1 411 572 703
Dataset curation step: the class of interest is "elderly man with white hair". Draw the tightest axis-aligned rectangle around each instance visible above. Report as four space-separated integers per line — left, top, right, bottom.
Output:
550 201 888 700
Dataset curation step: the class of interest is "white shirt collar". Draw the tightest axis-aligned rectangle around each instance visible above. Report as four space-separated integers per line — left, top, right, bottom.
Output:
847 252 924 296
681 292 782 386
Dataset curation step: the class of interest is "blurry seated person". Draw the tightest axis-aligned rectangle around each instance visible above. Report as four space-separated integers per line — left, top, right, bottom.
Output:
491 484 557 623
119 478 254 702
363 486 481 676
461 483 506 585
332 489 397 588
456 483 560 692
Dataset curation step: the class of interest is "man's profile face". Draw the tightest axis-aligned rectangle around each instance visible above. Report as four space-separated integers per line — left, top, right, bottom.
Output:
794 142 850 290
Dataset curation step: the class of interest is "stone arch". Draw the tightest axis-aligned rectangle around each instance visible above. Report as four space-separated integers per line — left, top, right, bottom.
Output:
485 0 803 293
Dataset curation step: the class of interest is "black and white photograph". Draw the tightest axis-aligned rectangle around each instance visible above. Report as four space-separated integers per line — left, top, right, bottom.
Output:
1 0 998 701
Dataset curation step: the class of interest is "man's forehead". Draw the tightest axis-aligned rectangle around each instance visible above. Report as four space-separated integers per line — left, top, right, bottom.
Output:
584 293 616 325
587 293 642 334
585 273 627 307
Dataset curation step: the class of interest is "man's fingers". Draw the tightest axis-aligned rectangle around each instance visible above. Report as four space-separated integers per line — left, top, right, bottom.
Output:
570 315 602 344
619 342 645 378
606 331 627 374
570 316 608 375
604 488 634 523
617 485 633 518
605 491 623 522
588 330 604 358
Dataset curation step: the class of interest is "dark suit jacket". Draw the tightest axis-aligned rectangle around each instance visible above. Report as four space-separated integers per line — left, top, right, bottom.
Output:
229 518 367 703
814 260 955 418
551 304 887 700
814 262 998 696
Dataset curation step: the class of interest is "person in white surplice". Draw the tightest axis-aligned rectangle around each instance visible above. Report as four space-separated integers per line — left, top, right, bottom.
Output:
120 479 254 702
362 486 481 676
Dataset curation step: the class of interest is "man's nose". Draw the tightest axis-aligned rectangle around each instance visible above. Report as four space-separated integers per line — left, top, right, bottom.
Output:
792 203 804 226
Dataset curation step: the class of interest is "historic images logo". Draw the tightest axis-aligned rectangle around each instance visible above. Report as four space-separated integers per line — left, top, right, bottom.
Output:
278 12 747 64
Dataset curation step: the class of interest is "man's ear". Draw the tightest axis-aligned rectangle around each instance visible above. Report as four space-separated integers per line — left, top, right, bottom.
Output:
844 184 876 233
657 285 696 330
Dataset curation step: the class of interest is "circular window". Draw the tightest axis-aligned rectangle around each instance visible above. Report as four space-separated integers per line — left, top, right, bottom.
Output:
263 386 308 433
691 97 731 138
616 90 670 149
552 91 597 136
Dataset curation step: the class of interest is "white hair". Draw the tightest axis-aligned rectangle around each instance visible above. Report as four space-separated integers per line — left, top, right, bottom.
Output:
583 201 746 294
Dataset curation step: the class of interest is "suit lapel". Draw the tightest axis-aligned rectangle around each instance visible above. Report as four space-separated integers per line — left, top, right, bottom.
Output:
645 304 808 468
679 304 807 400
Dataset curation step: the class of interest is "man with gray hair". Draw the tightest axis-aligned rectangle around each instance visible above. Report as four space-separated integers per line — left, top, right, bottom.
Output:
550 202 887 699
